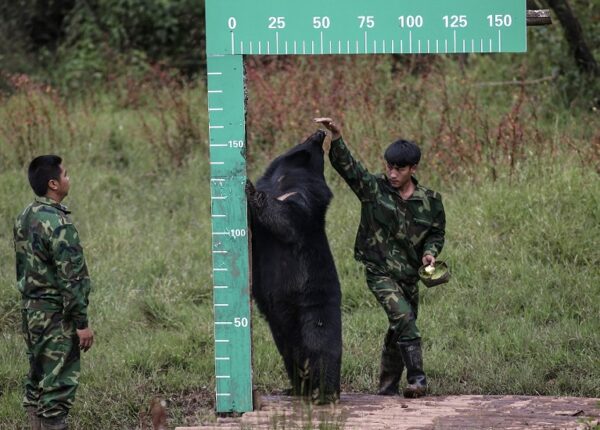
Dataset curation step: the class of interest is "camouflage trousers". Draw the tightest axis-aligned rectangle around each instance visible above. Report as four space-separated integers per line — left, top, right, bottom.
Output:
21 308 80 419
365 269 421 342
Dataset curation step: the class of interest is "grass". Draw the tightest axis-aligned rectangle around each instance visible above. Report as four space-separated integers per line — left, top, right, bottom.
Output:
1 55 599 428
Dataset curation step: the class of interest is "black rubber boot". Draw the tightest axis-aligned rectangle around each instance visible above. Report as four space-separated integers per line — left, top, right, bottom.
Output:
398 339 427 398
26 407 41 430
40 416 68 430
377 329 404 395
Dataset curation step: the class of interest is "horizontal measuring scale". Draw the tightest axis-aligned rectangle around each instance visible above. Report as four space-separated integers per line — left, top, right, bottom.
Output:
206 0 526 56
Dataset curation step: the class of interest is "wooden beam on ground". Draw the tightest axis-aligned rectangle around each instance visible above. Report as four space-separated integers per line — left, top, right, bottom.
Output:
177 394 600 429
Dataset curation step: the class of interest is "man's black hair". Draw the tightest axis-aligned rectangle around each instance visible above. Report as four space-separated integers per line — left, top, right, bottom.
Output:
384 139 421 167
28 155 62 197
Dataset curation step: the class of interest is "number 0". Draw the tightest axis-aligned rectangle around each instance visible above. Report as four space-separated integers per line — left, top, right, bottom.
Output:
228 17 237 29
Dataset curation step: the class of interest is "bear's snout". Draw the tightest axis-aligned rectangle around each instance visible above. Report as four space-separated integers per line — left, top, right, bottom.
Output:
309 129 327 145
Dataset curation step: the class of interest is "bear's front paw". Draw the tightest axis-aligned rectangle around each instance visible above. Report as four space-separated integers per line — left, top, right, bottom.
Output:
254 191 267 207
245 179 256 197
246 180 267 208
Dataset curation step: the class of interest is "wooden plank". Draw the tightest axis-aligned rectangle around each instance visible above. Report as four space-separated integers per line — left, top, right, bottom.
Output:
527 9 552 26
178 394 600 429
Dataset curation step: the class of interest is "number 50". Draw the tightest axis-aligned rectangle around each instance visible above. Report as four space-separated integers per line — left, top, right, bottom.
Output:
313 16 331 29
234 317 248 327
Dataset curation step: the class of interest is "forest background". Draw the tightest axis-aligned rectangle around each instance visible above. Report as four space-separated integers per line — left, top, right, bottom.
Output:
0 0 599 428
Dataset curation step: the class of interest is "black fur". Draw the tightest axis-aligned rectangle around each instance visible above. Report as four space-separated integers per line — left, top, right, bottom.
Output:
246 130 342 403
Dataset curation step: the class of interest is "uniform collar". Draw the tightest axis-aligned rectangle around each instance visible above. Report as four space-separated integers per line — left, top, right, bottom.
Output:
379 175 426 200
35 196 71 214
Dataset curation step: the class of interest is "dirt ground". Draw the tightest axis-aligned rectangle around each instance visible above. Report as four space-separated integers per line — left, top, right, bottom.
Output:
176 393 600 429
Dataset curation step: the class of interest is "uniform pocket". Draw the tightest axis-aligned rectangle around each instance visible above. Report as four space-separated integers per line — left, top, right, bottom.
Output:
408 218 432 246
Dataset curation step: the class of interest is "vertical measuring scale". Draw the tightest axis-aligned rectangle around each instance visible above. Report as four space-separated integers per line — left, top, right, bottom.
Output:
206 0 526 413
207 54 252 412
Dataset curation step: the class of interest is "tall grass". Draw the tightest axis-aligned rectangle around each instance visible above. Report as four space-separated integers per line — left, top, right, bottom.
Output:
0 56 599 429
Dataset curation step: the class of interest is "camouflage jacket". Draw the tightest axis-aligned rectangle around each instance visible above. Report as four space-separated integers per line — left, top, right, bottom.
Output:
14 196 91 329
329 138 445 283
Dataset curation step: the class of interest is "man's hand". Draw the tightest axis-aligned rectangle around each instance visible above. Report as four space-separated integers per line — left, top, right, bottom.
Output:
422 254 436 267
77 327 94 352
314 117 341 141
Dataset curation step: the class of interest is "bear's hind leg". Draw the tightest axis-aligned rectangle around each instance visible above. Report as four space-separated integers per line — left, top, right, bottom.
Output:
298 304 342 403
265 311 303 395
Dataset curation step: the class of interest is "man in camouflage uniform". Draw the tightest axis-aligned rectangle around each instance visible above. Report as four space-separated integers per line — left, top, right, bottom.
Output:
14 155 94 430
315 118 445 398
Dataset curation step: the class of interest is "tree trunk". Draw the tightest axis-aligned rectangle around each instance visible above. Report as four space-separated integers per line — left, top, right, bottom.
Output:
544 0 598 75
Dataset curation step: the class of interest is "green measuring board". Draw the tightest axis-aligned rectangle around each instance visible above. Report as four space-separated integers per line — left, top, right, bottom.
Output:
207 0 526 56
206 0 526 413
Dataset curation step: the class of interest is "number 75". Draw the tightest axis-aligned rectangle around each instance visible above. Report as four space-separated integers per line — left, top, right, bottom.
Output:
358 16 375 28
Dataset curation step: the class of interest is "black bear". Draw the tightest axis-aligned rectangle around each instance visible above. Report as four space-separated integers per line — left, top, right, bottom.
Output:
246 129 342 403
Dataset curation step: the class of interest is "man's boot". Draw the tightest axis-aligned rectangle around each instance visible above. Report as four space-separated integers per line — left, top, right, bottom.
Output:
377 329 404 395
40 416 68 430
26 407 41 430
398 339 427 398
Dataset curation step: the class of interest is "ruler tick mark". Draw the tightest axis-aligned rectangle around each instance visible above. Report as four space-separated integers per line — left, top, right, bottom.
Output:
320 31 324 54
498 30 502 52
454 30 457 53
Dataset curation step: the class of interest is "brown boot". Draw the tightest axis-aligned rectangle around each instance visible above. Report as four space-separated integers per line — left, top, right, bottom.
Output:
377 329 404 395
26 407 41 430
40 416 68 430
398 339 428 398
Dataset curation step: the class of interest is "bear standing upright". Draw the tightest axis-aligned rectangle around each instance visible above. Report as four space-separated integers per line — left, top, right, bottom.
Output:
246 129 342 403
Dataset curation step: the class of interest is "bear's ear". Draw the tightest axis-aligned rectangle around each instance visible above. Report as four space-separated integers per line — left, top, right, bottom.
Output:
284 149 311 167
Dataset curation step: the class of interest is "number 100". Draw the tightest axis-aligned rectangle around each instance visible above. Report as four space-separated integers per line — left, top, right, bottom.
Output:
398 15 423 28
